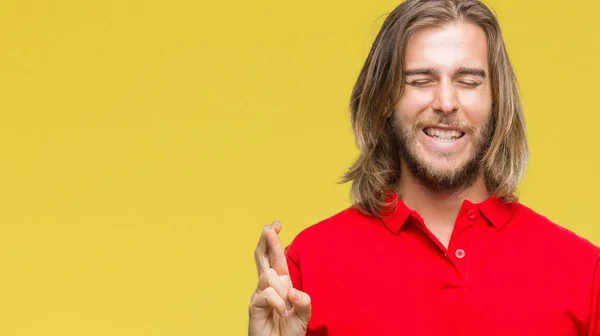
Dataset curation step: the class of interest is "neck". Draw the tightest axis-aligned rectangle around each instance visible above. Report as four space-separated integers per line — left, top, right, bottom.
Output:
396 161 489 227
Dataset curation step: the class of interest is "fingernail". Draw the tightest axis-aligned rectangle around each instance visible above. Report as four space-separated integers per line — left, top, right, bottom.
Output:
292 289 300 302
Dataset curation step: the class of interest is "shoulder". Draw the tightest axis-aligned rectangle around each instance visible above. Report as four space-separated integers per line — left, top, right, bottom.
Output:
284 206 372 257
292 206 367 242
512 202 600 258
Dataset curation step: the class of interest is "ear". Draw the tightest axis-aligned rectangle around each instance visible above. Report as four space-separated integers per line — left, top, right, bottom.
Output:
384 102 395 119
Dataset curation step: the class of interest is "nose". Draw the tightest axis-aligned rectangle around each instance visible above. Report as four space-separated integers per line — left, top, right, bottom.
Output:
432 79 459 114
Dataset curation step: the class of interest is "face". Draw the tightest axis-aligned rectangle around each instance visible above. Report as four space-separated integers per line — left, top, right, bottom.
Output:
392 22 493 193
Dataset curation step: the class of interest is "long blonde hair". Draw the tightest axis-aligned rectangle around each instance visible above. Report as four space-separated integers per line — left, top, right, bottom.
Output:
342 0 528 216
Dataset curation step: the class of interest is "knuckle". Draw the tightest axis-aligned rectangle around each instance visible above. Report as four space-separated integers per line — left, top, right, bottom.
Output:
253 286 261 296
295 290 302 301
249 295 257 306
294 290 310 305
248 296 259 312
263 286 276 296
274 254 285 263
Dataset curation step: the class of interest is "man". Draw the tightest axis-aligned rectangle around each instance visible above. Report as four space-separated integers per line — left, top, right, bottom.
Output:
248 0 600 335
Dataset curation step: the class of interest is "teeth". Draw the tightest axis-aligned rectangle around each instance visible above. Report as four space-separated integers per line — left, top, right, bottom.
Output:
424 128 463 140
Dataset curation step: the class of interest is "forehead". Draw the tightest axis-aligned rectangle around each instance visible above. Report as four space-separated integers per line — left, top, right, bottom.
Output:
404 22 489 71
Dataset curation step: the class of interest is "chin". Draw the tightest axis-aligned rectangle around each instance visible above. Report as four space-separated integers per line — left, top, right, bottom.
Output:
421 157 473 175
421 155 466 169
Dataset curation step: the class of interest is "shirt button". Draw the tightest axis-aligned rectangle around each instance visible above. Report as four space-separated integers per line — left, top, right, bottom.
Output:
455 248 466 259
467 209 477 220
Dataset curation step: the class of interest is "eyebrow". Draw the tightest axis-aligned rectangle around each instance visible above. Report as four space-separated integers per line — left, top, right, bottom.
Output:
456 67 487 79
404 67 487 79
404 68 439 76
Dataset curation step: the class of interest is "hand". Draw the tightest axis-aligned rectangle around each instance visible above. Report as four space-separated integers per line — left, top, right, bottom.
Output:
248 221 311 336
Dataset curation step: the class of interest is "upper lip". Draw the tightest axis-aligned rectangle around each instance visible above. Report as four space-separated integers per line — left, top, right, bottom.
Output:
423 125 465 133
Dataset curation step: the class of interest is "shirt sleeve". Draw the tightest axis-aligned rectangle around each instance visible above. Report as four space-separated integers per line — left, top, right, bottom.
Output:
588 255 600 336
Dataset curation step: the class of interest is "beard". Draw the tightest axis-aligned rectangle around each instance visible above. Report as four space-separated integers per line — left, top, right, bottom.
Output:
391 112 493 194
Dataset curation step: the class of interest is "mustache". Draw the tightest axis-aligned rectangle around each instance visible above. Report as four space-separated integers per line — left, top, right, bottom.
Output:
415 116 473 133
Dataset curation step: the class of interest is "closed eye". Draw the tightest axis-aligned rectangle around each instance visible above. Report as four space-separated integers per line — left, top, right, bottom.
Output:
408 80 434 87
458 81 481 87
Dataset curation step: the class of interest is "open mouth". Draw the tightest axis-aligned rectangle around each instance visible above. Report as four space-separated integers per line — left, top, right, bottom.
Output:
423 127 465 143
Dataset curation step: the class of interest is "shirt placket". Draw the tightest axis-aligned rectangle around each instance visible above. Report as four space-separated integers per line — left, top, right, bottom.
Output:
447 206 480 284
440 206 482 336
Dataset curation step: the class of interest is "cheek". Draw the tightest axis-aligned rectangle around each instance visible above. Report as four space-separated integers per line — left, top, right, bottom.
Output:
396 89 433 119
457 90 492 127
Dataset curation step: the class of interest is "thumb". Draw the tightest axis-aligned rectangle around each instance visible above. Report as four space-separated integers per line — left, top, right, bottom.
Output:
288 288 311 323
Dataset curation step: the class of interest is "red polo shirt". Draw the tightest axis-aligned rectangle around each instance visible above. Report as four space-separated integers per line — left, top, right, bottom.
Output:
285 193 600 336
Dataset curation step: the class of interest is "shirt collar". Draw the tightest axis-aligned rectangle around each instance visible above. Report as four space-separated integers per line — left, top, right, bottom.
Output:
378 192 412 235
477 195 518 230
378 192 518 235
